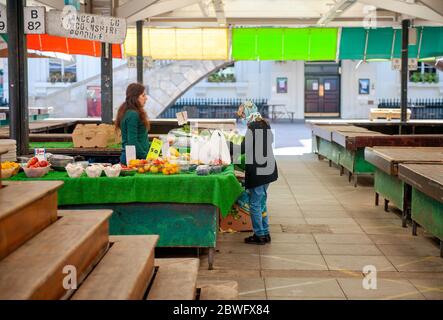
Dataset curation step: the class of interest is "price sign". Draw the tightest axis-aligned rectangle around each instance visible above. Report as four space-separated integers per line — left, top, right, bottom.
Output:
0 113 6 121
392 58 419 71
0 5 7 34
24 7 46 34
176 111 188 126
147 138 163 160
34 148 46 161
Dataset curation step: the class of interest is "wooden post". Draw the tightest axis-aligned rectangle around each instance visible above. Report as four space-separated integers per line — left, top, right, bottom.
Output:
400 19 410 135
136 20 144 84
7 0 29 156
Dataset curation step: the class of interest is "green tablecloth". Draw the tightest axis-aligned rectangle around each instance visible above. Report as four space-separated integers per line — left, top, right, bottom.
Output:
9 165 243 217
29 142 121 149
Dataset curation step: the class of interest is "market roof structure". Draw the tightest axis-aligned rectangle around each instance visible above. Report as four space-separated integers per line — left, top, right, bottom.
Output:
30 0 443 27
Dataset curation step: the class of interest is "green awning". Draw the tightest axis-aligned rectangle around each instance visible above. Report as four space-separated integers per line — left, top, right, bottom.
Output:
232 28 338 61
0 35 7 42
340 27 443 60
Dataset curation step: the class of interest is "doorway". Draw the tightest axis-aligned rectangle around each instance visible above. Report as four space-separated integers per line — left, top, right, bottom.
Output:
305 63 341 117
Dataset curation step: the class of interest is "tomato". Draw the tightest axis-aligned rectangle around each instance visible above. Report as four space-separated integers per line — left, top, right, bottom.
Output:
38 160 49 167
27 157 39 167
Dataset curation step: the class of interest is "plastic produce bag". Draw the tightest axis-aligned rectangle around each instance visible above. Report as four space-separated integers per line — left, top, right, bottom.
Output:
208 130 231 165
190 134 211 164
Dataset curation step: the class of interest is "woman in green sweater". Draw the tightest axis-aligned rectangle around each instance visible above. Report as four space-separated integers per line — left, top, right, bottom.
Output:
115 83 150 164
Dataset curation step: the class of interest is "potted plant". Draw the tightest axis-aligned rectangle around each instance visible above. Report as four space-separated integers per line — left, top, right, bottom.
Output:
410 72 423 83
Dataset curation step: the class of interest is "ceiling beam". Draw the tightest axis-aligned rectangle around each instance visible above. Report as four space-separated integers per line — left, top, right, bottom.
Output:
358 0 443 23
317 0 358 25
198 0 210 17
125 0 202 23
115 0 157 19
418 0 443 16
34 0 64 10
212 0 226 26
141 16 409 28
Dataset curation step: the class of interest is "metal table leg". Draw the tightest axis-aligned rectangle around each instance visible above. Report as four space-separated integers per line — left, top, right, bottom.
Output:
384 199 390 212
412 220 418 236
208 247 215 270
402 184 412 228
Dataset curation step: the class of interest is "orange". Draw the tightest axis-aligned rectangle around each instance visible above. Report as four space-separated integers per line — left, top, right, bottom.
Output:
138 168 145 174
150 166 159 174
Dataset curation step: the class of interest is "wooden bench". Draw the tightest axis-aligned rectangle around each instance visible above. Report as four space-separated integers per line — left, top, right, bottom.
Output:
0 181 238 300
370 108 411 121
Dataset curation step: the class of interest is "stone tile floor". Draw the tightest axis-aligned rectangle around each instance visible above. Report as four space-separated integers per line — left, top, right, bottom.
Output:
195 154 443 300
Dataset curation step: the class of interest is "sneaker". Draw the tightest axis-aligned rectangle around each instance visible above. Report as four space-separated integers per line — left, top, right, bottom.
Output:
244 234 266 245
264 234 271 243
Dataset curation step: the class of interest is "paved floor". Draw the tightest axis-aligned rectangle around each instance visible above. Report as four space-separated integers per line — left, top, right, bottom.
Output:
197 153 443 300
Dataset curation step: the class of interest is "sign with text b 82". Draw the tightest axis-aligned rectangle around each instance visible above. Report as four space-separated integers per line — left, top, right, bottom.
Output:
0 5 7 34
24 7 46 34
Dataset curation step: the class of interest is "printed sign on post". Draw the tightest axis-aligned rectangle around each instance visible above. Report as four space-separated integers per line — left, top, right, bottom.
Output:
34 148 46 161
176 111 188 126
0 5 7 34
46 10 127 44
147 138 163 160
24 7 46 34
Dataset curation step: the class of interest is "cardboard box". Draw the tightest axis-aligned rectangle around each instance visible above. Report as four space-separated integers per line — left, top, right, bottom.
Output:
72 124 121 148
219 205 253 232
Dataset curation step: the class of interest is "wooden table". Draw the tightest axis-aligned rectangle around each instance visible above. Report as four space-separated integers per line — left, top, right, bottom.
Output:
365 147 443 227
312 122 443 187
398 163 443 257
0 120 76 137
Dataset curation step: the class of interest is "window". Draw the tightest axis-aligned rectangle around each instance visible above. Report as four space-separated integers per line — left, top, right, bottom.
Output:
409 62 439 84
48 58 77 83
207 65 236 83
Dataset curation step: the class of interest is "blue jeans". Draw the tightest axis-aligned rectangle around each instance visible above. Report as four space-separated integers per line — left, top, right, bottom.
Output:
248 184 269 237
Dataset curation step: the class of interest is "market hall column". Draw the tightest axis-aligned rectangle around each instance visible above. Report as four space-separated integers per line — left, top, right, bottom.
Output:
400 19 410 135
100 0 116 125
7 0 29 156
101 42 113 124
136 20 143 84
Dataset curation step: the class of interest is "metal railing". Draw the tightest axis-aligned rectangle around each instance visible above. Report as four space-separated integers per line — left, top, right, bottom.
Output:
378 98 443 119
158 98 269 119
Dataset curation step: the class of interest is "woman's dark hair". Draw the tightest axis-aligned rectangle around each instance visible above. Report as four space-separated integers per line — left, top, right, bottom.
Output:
115 83 150 131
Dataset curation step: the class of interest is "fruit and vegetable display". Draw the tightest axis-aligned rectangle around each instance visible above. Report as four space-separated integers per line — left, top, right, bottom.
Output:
23 157 51 178
26 157 49 169
66 163 85 178
104 164 122 178
0 161 20 179
127 158 180 175
85 164 104 178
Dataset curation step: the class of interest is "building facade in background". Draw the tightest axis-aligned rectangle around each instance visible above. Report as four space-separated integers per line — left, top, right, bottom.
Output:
1 57 442 120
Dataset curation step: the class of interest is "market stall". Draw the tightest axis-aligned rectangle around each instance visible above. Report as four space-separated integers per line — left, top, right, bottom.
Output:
312 123 443 187
365 147 443 227
3 124 245 269
8 164 243 269
398 163 443 258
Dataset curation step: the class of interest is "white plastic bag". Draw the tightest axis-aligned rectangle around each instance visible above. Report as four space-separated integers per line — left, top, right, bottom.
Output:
208 130 231 165
190 134 211 164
